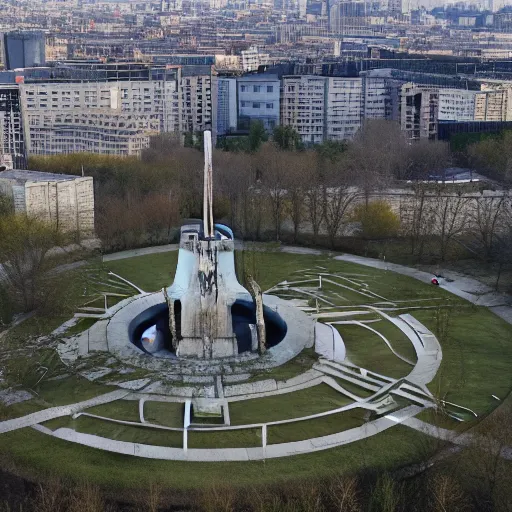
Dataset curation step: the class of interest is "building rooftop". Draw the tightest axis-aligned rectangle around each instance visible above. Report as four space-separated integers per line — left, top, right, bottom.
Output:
237 74 279 81
0 170 83 184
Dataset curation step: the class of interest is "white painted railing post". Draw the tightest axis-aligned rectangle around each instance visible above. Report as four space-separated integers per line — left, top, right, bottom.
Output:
139 398 146 423
319 275 322 290
262 424 267 449
184 400 192 453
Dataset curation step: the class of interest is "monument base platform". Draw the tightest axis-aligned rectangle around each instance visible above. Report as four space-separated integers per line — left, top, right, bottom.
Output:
177 337 239 359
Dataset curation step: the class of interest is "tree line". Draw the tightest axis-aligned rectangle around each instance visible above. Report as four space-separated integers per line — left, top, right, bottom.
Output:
22 121 510 279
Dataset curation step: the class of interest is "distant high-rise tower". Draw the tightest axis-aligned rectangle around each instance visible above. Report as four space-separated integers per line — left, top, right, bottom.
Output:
2 31 45 70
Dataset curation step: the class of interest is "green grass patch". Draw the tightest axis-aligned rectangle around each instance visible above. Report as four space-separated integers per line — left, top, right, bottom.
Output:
84 400 140 422
369 320 417 363
106 252 179 292
229 384 351 425
144 401 184 428
0 424 439 490
36 376 113 407
59 416 183 447
247 348 318 382
188 428 261 448
413 306 512 416
268 408 367 444
337 324 413 379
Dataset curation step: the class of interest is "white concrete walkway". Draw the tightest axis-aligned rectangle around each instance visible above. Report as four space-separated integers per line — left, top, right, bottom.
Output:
0 390 129 434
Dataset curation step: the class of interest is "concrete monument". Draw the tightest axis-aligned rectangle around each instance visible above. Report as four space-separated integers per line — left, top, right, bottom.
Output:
164 131 263 359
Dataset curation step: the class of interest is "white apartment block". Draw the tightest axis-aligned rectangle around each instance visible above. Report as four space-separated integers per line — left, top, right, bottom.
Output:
20 81 175 156
238 75 280 132
281 75 327 145
240 47 270 72
438 89 476 121
325 77 363 142
19 68 213 156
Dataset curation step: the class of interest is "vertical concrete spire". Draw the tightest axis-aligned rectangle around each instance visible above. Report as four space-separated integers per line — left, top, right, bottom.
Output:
203 130 214 239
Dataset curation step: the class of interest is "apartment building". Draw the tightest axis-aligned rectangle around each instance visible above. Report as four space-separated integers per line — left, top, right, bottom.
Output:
238 74 280 132
0 85 25 168
240 47 269 72
18 65 213 156
325 77 363 142
213 77 237 136
281 75 327 145
179 67 213 134
20 81 172 156
475 86 512 121
438 89 476 121
400 84 439 140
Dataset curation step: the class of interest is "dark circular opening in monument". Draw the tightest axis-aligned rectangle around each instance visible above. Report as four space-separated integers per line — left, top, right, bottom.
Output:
128 299 287 357
231 299 287 353
128 302 182 358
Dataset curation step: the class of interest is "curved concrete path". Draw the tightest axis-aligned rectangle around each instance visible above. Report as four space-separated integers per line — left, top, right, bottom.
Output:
44 405 424 461
0 390 128 434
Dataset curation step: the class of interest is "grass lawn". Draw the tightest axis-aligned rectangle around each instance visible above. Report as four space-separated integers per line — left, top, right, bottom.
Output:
268 408 367 444
106 252 179 292
0 425 435 490
413 306 512 416
369 320 417 363
65 317 98 336
188 428 261 448
229 384 351 425
104 249 457 306
85 400 141 422
336 324 413 379
1 246 511 491
247 347 318 382
144 401 184 428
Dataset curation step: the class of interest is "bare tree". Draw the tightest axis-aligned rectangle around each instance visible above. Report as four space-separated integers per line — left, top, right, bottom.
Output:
304 155 327 245
469 194 507 261
259 144 289 241
432 192 471 261
322 160 361 249
284 152 312 243
347 120 406 206
401 183 436 261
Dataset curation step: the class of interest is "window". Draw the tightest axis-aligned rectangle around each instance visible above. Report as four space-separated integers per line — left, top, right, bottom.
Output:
267 85 273 93
253 102 260 109
253 85 261 93
240 85 246 92
266 103 273 109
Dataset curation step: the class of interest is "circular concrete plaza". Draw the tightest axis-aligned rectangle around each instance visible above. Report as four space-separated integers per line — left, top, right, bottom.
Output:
1 244 512 487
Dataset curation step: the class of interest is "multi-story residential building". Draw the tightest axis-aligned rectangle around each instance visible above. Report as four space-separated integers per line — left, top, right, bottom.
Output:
17 65 213 156
325 77 363 142
0 85 25 168
179 67 213 134
237 74 280 132
400 84 439 140
281 75 327 145
438 89 476 121
20 81 173 156
213 76 237 137
475 86 512 121
240 47 269 72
